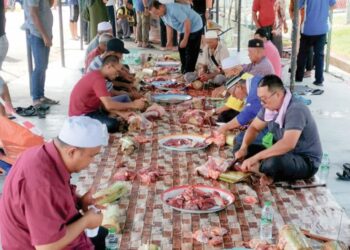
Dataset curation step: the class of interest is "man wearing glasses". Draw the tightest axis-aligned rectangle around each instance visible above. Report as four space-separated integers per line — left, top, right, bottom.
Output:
234 75 322 186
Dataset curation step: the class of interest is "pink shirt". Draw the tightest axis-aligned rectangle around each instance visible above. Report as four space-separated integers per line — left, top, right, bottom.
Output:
0 142 93 250
264 40 281 77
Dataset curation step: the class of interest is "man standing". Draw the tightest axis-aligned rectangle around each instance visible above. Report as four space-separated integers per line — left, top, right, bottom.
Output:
150 0 203 74
0 116 108 249
69 0 79 40
134 0 151 48
295 0 336 86
104 0 116 37
234 75 322 185
0 0 8 70
24 0 58 107
252 0 275 40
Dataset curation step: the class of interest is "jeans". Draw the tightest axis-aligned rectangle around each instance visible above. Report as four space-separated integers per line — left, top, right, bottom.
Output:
29 34 50 102
179 28 203 74
296 34 326 83
111 94 131 103
234 127 268 146
117 18 131 38
86 109 120 133
0 34 9 69
136 11 150 43
107 5 116 37
160 18 178 47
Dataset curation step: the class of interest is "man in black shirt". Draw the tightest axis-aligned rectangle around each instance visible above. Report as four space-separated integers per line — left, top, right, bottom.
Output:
0 0 9 70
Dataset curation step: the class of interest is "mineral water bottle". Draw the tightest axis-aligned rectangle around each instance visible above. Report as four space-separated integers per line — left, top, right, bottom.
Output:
105 228 118 250
260 201 274 241
318 153 330 184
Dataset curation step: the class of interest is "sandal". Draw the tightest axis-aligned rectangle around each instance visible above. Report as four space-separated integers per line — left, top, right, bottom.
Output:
142 43 155 49
34 104 47 119
336 171 350 181
311 89 324 95
343 163 350 171
16 106 37 117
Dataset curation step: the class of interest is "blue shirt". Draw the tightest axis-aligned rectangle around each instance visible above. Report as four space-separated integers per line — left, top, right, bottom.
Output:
161 3 203 33
134 0 148 12
299 0 336 35
236 75 263 126
69 0 78 5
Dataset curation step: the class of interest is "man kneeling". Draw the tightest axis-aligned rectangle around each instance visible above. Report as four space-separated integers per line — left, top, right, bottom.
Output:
234 75 322 185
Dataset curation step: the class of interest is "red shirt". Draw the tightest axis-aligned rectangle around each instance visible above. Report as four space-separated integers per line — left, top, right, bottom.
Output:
252 0 276 27
69 70 110 116
85 47 103 73
0 142 93 250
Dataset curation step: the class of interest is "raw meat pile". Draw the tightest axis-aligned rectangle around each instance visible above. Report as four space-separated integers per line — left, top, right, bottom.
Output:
193 226 228 246
179 109 209 126
143 103 166 120
138 168 160 185
205 131 226 147
162 83 186 89
127 114 152 131
195 156 230 180
166 186 228 210
113 168 137 181
163 138 207 148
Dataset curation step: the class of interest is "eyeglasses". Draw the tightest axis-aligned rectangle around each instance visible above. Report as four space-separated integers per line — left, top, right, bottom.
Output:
259 91 277 104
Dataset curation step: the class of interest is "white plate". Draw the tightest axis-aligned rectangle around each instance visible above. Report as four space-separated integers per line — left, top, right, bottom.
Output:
151 80 185 91
152 94 192 104
161 184 235 214
155 61 181 67
158 134 208 152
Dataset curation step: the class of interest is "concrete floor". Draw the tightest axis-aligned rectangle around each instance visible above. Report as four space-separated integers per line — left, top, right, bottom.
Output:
1 7 350 218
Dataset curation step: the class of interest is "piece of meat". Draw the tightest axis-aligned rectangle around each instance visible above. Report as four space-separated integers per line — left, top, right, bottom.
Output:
143 103 166 120
163 138 192 147
205 131 226 147
133 135 153 144
138 168 160 185
180 109 209 126
195 157 230 180
128 114 153 131
243 196 258 205
113 168 137 181
193 226 228 246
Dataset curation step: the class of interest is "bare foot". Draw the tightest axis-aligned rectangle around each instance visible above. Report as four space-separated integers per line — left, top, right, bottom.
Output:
259 175 273 186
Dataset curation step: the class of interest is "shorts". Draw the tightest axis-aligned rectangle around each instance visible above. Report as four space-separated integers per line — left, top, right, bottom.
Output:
70 4 79 22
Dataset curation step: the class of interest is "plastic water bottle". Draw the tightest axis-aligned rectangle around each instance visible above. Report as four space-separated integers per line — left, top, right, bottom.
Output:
105 228 118 250
318 153 330 184
260 201 273 241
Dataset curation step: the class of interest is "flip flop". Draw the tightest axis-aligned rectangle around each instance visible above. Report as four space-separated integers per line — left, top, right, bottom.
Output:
16 106 37 117
343 163 350 171
34 104 47 119
311 89 324 95
336 171 350 181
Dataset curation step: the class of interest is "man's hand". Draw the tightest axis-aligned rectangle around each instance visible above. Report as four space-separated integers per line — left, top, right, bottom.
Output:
80 188 106 211
240 156 259 172
83 209 103 229
217 124 229 135
179 38 188 48
132 98 146 110
211 85 225 97
42 35 52 47
234 147 248 161
144 8 150 16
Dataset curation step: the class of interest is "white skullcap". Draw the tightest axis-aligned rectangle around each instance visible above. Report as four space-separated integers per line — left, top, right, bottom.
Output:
99 33 113 44
221 56 241 70
97 22 112 32
58 116 108 148
205 30 218 39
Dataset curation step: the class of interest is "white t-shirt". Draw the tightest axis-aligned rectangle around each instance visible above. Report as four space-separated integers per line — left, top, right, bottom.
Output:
106 0 115 6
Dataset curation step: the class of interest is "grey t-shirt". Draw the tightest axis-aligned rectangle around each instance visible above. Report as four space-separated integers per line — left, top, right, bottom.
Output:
24 0 53 39
257 98 323 165
243 56 275 77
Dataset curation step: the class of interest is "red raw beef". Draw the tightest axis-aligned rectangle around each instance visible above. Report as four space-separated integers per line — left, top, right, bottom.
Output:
193 226 228 246
163 138 192 147
138 168 160 185
195 156 230 180
205 131 225 147
180 109 208 126
113 168 137 181
143 103 166 120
